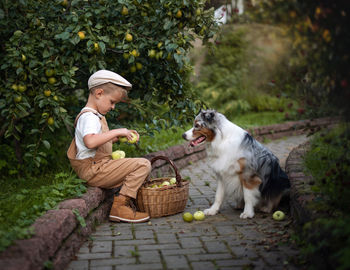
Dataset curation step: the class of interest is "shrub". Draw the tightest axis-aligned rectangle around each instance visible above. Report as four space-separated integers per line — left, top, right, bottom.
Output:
248 0 350 120
0 0 218 174
300 125 350 269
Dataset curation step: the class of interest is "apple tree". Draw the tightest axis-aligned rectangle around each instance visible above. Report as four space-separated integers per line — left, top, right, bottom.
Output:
0 0 218 175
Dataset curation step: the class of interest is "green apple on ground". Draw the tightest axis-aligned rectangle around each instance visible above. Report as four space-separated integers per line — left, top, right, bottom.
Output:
272 210 285 221
193 211 205 221
183 212 193 222
111 150 126 160
169 177 176 185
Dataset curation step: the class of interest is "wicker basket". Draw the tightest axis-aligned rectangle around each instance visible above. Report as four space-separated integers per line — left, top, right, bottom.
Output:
136 156 189 218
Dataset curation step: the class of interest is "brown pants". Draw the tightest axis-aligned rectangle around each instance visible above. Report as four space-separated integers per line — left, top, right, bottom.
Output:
87 158 151 199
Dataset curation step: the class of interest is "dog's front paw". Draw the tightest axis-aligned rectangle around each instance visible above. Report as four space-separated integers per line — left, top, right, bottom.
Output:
240 211 254 219
204 207 218 216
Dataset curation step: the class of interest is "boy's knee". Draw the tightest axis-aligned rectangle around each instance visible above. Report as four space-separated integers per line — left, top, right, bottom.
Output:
140 158 151 173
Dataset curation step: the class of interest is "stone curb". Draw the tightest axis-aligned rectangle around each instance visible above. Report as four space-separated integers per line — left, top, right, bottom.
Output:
0 116 338 270
285 141 324 227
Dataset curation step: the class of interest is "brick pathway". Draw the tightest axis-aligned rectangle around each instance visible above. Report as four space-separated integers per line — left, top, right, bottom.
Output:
67 135 308 270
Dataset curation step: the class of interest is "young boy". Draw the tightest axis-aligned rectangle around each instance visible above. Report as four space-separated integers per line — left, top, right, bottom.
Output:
67 70 151 223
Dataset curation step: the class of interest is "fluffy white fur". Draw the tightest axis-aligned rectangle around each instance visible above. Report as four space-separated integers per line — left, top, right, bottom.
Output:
183 109 290 219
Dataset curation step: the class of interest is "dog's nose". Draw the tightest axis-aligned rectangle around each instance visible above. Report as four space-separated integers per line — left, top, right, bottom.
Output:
182 133 187 140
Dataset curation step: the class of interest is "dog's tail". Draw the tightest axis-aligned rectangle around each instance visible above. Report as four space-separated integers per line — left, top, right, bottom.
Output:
259 159 290 200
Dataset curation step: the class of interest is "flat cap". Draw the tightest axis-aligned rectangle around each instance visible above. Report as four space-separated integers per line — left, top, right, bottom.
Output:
88 70 132 90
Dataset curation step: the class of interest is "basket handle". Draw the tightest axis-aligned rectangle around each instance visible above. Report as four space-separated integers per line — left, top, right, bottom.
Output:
150 156 182 187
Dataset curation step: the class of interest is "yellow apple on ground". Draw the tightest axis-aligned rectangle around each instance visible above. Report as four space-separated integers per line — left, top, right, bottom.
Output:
111 150 126 160
193 211 205 221
272 210 285 221
183 212 193 222
169 178 176 185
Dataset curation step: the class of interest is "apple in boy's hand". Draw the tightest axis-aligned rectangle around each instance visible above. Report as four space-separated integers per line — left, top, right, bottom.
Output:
111 150 125 160
128 132 138 144
272 210 285 221
119 132 138 144
119 137 128 143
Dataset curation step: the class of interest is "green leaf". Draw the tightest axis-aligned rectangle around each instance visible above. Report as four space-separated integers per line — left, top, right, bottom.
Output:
42 140 50 150
72 209 86 228
55 32 70 40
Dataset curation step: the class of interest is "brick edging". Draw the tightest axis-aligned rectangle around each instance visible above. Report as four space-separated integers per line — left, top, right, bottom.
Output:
0 116 338 270
285 142 314 226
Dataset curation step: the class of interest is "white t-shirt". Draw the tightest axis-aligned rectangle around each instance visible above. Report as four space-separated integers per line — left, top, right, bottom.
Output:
75 107 103 160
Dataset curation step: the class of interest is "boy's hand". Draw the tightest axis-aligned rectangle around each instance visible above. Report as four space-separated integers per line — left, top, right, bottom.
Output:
115 128 139 143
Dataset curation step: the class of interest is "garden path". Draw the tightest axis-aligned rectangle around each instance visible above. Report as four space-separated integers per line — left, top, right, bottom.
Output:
67 135 308 270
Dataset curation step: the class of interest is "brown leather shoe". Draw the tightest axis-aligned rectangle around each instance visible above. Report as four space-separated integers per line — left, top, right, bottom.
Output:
109 194 150 223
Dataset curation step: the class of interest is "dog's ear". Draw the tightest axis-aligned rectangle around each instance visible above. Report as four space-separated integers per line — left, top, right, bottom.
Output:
204 111 215 123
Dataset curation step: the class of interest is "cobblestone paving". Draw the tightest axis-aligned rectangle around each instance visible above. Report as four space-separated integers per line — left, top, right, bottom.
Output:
67 135 309 270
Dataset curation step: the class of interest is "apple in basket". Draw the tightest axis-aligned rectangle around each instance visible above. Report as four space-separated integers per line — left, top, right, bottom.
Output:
160 181 170 187
169 177 176 185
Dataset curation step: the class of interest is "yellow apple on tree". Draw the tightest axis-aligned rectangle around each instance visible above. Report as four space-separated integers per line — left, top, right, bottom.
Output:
125 33 133 42
18 85 27 92
47 117 54 125
45 69 55 77
44 90 51 97
78 31 85 40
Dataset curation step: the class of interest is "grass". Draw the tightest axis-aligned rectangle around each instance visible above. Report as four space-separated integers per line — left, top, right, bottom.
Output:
231 110 294 129
0 172 86 251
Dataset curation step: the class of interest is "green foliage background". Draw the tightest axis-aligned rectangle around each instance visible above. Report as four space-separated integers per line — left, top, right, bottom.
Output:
0 0 217 175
